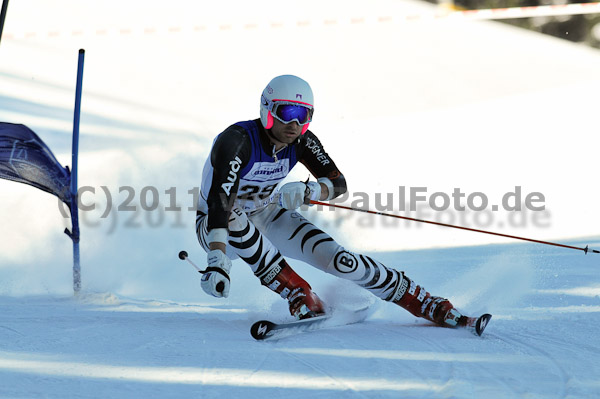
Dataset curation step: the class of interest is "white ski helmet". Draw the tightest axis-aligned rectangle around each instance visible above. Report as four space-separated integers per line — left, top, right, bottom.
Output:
260 75 314 135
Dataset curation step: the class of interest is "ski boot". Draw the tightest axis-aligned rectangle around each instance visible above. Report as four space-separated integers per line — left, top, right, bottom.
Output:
261 259 326 320
392 275 463 327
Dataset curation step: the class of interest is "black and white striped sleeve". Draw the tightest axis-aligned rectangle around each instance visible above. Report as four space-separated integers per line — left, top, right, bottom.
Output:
297 130 347 200
206 125 252 231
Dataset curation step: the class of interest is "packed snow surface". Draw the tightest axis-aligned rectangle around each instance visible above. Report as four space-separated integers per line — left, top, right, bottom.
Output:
1 241 600 398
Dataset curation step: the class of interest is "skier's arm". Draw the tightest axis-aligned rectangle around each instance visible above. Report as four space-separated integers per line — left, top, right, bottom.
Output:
199 126 251 299
206 125 251 242
297 130 347 200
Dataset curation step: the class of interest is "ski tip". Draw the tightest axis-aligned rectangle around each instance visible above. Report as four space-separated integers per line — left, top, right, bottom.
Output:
475 313 492 336
250 320 276 341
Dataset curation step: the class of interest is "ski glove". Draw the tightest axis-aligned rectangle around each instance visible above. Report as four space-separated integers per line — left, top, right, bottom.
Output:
201 249 232 298
278 181 321 210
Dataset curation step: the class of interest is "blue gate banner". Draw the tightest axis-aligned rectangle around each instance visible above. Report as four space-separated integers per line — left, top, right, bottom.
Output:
0 122 71 204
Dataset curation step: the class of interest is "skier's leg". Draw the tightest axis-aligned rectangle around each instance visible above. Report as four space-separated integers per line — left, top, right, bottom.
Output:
257 205 464 327
196 209 324 319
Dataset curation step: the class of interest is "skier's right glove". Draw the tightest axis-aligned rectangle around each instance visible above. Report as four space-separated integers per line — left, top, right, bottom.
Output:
201 249 232 298
278 181 321 209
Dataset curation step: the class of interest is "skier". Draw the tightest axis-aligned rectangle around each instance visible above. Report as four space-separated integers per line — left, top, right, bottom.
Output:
195 74 471 328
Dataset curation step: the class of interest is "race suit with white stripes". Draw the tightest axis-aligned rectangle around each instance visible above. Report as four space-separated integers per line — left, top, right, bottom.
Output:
196 119 461 326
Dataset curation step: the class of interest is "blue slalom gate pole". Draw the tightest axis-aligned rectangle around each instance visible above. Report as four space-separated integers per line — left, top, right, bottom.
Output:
70 49 85 294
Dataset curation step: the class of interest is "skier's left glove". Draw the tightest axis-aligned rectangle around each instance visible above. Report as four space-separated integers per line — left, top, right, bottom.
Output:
201 249 232 298
278 181 321 210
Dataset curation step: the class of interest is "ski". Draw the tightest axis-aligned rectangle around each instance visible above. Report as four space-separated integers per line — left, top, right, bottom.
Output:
250 306 370 341
461 313 492 336
250 310 491 340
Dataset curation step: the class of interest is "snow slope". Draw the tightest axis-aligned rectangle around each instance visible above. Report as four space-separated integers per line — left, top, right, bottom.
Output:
1 240 600 398
1 0 600 397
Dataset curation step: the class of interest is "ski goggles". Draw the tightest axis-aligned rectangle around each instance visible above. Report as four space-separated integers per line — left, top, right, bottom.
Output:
271 101 314 126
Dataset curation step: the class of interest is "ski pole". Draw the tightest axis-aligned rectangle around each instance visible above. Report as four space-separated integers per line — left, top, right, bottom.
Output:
178 251 225 293
310 200 599 255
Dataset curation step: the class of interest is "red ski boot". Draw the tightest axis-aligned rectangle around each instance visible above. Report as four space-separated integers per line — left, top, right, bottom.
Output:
262 259 326 320
392 275 463 327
